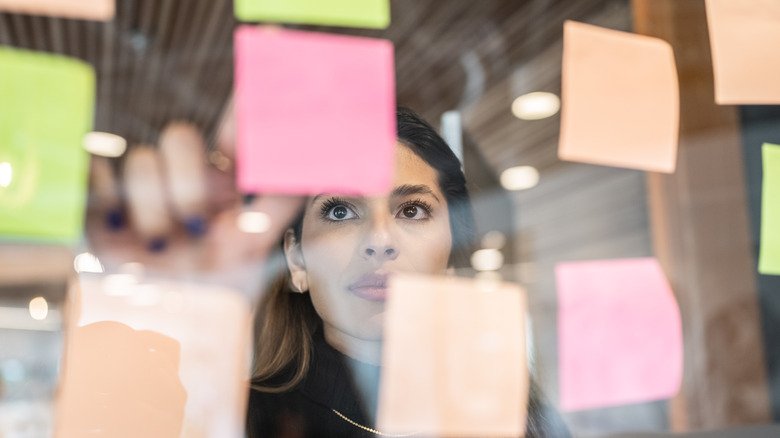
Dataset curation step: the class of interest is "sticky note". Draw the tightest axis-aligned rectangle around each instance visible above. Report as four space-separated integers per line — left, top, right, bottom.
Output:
0 0 114 21
377 274 528 437
705 0 780 104
556 258 683 412
0 48 95 243
234 26 396 196
56 321 188 437
558 21 679 173
235 0 390 29
59 275 253 437
760 143 780 275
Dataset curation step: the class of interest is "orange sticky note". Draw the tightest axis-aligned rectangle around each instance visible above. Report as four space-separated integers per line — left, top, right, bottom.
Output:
56 275 253 438
377 275 528 437
706 0 780 104
558 21 679 173
0 0 114 21
556 258 683 412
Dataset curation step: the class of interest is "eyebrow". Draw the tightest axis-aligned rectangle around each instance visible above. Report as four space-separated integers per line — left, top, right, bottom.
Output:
310 184 441 205
391 184 441 203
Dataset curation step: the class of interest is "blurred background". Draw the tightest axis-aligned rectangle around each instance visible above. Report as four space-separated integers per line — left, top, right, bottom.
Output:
1 0 779 436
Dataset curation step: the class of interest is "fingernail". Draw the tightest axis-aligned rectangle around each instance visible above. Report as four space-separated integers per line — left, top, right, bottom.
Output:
185 216 207 237
105 209 124 231
148 238 167 253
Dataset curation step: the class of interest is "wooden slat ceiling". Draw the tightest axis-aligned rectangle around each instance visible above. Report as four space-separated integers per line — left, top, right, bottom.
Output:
0 0 630 175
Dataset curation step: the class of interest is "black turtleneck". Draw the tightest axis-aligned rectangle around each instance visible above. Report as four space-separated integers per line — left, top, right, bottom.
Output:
246 330 381 438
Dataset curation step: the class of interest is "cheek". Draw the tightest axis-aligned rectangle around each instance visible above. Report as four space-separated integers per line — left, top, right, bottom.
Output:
401 223 452 273
300 232 355 286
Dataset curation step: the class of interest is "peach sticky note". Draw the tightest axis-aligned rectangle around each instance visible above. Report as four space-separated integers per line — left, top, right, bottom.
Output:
558 21 679 173
235 0 390 29
759 143 780 275
56 275 253 438
0 0 114 21
706 0 780 104
556 258 683 412
234 26 396 196
377 275 528 437
56 321 188 437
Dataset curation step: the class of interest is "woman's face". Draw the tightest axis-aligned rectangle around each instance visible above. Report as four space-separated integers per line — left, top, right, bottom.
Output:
285 144 453 341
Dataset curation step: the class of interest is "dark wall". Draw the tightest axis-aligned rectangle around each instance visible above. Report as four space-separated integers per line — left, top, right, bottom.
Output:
739 105 780 421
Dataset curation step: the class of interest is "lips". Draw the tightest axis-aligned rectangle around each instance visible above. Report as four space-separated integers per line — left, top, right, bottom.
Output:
348 273 390 302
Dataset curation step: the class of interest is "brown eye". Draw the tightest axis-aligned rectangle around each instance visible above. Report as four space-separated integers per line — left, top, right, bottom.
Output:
402 205 418 218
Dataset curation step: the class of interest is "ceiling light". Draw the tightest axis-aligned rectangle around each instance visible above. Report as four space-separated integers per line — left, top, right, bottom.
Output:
470 249 504 272
238 211 271 234
29 297 48 321
511 92 560 120
74 252 104 273
500 166 540 191
82 132 127 157
0 162 12 187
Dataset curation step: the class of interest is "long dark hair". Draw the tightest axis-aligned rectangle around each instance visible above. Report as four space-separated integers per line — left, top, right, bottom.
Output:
250 108 568 437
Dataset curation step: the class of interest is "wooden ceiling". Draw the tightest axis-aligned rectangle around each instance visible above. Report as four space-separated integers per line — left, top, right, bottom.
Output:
0 0 630 175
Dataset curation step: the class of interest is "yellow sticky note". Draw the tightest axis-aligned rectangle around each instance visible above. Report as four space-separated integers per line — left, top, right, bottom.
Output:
377 274 528 437
235 0 390 29
558 21 679 173
706 0 780 104
0 0 114 21
0 48 95 244
760 143 780 275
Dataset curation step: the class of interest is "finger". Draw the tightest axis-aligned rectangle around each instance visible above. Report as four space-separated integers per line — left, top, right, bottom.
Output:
88 157 124 230
123 145 174 250
158 122 208 237
214 95 236 161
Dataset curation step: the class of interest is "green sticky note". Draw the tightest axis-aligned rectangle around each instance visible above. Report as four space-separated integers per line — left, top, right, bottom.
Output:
0 48 95 244
235 0 390 29
760 143 780 275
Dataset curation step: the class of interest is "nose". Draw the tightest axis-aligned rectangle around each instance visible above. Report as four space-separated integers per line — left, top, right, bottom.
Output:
359 215 399 262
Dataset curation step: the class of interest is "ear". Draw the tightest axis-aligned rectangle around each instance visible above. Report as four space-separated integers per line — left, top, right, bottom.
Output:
283 228 309 293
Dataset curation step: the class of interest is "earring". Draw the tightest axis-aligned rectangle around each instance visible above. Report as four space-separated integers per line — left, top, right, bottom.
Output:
290 273 309 294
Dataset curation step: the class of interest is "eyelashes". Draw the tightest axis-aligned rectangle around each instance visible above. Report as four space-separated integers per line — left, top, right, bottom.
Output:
318 197 434 222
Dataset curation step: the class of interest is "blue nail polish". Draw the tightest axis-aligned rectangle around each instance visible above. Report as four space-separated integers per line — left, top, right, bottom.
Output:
148 238 167 253
105 209 124 231
185 216 207 237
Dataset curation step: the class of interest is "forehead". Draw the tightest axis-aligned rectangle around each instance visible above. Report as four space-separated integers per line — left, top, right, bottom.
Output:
394 143 442 196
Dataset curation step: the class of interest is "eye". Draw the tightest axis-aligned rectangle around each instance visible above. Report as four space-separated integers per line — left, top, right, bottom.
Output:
396 201 431 220
322 202 358 221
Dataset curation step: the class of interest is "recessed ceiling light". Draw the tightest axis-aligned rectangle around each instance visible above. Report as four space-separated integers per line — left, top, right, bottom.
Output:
500 166 540 191
29 297 48 321
511 92 560 120
82 132 127 157
470 249 504 272
238 211 271 234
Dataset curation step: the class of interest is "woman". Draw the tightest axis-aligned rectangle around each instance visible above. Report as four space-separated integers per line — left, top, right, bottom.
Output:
247 108 570 438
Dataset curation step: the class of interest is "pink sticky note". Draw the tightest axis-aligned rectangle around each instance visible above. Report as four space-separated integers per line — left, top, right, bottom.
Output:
234 26 396 195
378 274 528 437
0 0 114 20
556 258 683 412
705 0 780 104
558 21 679 173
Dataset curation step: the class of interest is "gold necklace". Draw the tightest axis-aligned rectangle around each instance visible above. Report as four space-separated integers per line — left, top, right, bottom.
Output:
330 408 419 437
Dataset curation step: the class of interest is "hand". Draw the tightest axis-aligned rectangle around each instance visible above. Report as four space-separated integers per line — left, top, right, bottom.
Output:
85 120 302 297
